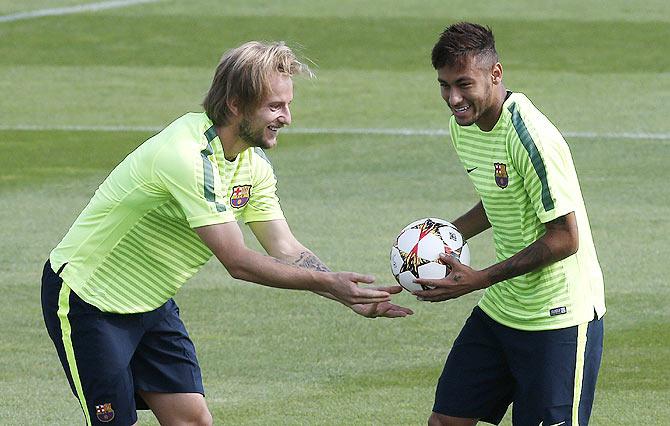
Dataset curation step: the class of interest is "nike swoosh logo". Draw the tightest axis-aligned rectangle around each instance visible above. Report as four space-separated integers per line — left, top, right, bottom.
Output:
466 167 478 173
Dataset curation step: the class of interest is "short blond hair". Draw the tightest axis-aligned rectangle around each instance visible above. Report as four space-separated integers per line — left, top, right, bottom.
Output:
203 41 312 125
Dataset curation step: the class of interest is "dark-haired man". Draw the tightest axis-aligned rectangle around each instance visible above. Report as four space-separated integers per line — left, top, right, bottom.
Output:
415 23 605 425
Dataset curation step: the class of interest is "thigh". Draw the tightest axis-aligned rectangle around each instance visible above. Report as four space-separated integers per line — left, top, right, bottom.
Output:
131 300 205 399
433 307 513 424
507 317 604 426
41 261 144 425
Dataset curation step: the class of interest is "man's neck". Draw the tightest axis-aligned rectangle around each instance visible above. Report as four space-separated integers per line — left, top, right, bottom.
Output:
477 83 507 132
216 124 248 161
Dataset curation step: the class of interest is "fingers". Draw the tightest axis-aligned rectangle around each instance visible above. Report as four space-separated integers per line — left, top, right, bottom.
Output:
411 282 451 302
343 273 387 304
350 287 391 304
390 304 414 315
414 278 442 288
372 303 414 318
382 309 411 318
350 273 375 284
438 252 460 265
373 285 404 294
412 288 448 302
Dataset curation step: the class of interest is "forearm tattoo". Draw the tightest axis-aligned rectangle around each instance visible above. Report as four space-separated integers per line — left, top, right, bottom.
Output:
486 240 554 285
549 215 567 226
485 214 573 286
292 251 331 272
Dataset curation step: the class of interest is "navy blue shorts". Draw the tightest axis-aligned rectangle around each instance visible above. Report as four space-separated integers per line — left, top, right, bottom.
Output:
433 306 603 426
41 260 204 425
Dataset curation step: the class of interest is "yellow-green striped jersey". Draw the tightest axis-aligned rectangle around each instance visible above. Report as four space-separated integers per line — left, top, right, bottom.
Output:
50 112 284 313
450 92 605 330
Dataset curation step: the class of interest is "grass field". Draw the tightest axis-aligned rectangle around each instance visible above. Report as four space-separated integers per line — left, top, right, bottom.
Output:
1 1 669 424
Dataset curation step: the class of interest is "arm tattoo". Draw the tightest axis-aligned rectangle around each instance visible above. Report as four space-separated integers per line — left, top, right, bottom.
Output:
486 240 554 285
484 213 575 287
549 215 567 226
291 251 331 272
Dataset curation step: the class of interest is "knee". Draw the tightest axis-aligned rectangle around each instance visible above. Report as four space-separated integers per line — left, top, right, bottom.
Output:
194 407 213 426
428 412 443 426
203 411 214 426
428 412 477 426
182 404 212 426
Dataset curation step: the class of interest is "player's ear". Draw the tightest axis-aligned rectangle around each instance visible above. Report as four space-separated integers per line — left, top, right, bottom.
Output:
491 62 503 85
227 98 241 117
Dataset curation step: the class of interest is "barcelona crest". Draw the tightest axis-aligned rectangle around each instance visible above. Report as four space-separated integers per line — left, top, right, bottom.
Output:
95 403 115 422
494 162 508 189
230 185 251 208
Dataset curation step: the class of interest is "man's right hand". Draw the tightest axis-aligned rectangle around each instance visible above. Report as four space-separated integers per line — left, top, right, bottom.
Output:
327 272 392 306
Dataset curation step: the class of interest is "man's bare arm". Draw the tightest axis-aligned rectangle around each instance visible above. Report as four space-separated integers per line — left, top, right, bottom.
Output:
248 219 413 318
414 212 579 302
291 251 331 272
452 201 491 240
195 222 390 305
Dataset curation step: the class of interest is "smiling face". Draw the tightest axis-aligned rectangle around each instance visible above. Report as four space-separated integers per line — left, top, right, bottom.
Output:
238 72 293 149
436 54 504 132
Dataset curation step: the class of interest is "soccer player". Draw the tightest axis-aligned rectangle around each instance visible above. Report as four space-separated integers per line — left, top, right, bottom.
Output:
415 23 606 425
41 41 413 425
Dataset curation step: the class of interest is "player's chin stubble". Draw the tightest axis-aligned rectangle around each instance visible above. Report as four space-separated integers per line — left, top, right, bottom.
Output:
239 118 268 148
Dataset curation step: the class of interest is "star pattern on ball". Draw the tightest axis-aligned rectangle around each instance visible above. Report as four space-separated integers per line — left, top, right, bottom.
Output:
397 218 445 276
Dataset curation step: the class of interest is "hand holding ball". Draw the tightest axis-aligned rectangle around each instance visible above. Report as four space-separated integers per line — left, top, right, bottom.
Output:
390 218 470 292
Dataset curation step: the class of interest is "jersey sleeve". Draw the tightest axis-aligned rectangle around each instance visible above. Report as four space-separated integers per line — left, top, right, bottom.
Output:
153 137 236 228
241 149 285 224
508 107 578 224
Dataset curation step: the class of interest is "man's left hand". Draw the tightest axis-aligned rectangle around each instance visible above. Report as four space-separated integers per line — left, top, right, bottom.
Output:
412 253 489 302
350 285 414 318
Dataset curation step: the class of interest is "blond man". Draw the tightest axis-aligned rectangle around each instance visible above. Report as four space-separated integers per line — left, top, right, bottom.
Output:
42 41 412 425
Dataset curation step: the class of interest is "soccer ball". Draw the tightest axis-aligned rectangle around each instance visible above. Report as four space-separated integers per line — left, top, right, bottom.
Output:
390 218 470 292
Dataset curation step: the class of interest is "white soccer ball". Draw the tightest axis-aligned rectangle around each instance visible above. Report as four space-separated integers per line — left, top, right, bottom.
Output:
390 218 470 292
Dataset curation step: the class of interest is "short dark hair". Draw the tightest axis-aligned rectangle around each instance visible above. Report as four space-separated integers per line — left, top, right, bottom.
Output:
431 22 498 70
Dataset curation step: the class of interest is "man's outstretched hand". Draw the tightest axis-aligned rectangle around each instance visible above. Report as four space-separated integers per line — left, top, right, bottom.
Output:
350 285 414 318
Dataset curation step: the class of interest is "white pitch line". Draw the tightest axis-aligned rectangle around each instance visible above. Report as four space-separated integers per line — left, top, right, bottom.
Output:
0 124 162 132
0 124 668 141
289 128 670 141
0 0 162 23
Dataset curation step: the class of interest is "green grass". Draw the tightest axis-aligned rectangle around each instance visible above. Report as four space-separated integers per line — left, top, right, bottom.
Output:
3 14 668 73
1 0 669 424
